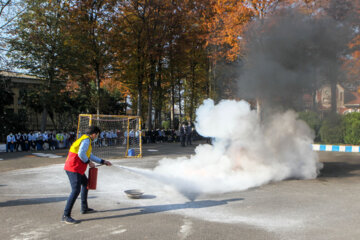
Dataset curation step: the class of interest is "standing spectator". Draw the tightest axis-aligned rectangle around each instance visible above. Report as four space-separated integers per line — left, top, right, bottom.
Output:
186 122 192 146
99 131 105 147
28 132 35 150
111 130 117 145
175 129 180 142
32 132 37 150
135 130 140 144
15 133 22 151
64 132 70 148
56 132 64 149
180 123 186 147
105 131 111 146
123 130 128 145
27 132 32 151
22 132 28 151
43 132 49 150
129 129 135 145
141 129 146 144
145 129 151 144
6 132 15 152
36 132 44 150
69 131 76 146
116 130 122 146
157 129 162 143
49 132 57 150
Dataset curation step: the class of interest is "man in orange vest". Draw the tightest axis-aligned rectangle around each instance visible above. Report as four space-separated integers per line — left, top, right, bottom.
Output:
62 126 112 224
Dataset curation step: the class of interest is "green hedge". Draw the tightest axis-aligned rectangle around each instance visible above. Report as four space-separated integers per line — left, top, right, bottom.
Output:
299 111 360 145
343 112 360 145
298 111 322 142
319 114 344 144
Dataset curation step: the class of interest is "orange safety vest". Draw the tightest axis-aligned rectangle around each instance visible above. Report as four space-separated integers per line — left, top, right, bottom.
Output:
64 135 92 175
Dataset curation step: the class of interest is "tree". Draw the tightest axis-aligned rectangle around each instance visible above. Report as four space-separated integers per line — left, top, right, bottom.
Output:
343 112 360 145
8 0 69 131
112 0 181 129
342 0 360 84
0 77 14 136
323 0 356 113
0 0 26 69
65 0 115 115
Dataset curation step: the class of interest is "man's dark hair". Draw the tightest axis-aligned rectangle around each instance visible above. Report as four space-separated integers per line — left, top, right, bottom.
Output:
86 126 101 135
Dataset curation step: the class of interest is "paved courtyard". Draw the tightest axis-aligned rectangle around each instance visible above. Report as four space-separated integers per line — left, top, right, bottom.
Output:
0 142 360 240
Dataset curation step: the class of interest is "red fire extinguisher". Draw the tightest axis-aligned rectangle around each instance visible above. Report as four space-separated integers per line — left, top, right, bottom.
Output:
87 167 98 190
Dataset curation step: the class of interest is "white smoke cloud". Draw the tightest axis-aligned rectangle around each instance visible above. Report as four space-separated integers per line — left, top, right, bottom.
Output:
149 99 322 197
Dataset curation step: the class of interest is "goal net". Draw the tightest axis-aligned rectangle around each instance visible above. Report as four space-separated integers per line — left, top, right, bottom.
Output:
77 114 142 159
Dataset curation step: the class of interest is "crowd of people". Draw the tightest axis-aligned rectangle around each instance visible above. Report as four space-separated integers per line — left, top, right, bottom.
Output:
5 131 76 152
143 122 201 146
5 122 203 153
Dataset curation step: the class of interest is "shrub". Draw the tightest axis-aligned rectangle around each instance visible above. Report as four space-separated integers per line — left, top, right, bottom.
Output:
319 114 344 144
161 120 170 130
298 111 322 142
343 112 360 145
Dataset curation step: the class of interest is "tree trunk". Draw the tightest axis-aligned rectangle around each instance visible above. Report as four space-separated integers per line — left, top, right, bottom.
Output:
155 58 163 129
189 62 196 122
170 78 175 129
95 62 101 116
49 111 57 131
178 76 182 119
136 42 144 117
312 88 317 112
40 107 47 132
147 84 153 130
137 81 143 117
40 70 54 131
146 58 156 130
331 81 337 114
206 57 210 98
209 58 216 101
36 112 39 130
169 46 175 129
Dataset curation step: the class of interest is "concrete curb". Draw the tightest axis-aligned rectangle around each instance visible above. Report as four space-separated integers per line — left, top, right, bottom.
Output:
312 144 360 152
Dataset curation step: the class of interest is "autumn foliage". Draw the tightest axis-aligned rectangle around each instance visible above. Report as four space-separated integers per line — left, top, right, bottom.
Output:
7 0 360 130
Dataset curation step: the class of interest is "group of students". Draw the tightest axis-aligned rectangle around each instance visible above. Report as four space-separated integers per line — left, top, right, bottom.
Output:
6 123 199 153
79 129 140 147
5 131 76 152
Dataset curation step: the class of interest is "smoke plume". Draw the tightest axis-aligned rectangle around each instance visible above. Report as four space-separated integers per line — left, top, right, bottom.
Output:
238 7 354 110
136 7 358 198
148 99 321 198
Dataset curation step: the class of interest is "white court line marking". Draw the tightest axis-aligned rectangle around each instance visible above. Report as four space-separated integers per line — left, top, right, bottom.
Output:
32 153 62 158
179 218 193 240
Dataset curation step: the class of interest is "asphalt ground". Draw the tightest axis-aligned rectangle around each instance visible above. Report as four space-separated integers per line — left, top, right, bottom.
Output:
0 142 360 240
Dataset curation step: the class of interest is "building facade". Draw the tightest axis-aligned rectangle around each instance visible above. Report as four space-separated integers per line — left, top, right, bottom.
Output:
1 70 56 130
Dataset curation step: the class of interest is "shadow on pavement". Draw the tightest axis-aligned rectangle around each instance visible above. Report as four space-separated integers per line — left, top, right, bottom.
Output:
139 194 157 199
81 198 243 222
0 149 68 161
319 162 360 178
0 196 96 207
0 197 68 207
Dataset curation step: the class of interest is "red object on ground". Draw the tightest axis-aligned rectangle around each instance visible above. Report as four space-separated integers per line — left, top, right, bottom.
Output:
87 167 98 190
